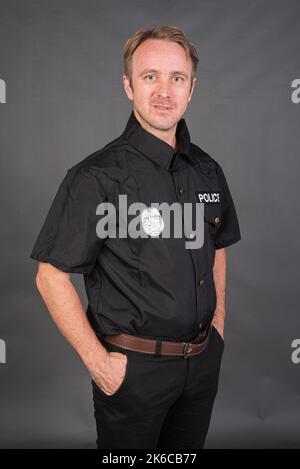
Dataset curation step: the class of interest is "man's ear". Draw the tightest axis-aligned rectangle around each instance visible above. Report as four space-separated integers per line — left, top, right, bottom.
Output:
123 74 134 101
188 77 196 103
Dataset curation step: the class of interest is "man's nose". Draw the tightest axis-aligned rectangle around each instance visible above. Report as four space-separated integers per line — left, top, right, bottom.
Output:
156 79 171 97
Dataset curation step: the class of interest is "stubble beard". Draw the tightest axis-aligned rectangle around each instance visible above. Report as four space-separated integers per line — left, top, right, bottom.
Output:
133 104 179 134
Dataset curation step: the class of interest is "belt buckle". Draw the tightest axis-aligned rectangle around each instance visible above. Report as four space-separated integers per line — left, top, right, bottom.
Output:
183 342 193 358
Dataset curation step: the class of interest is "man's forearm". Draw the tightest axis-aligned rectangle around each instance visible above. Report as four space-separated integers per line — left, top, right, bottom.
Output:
212 248 226 336
35 262 108 376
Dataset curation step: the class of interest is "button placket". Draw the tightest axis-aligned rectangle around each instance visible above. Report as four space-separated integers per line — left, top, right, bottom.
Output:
171 170 202 333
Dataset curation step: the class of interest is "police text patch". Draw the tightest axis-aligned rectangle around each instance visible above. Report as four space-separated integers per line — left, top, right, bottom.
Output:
196 191 220 203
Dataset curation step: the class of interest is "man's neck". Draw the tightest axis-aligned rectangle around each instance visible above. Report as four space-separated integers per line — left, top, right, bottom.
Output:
133 108 177 150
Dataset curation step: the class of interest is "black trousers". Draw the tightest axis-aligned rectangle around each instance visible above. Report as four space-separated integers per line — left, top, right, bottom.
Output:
91 325 224 449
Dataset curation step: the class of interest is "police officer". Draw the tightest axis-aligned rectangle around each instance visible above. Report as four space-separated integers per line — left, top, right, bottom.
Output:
31 25 241 449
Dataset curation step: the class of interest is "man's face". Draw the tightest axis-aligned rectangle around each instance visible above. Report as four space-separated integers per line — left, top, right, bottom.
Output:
123 39 196 132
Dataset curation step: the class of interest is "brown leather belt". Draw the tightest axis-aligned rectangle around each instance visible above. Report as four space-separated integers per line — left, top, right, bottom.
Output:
103 323 212 358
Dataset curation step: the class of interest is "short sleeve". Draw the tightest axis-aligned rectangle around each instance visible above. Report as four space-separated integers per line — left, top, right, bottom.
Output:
30 167 107 274
213 163 241 249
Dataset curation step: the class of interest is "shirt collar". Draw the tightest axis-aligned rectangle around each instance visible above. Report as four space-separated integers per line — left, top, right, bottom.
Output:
123 110 195 171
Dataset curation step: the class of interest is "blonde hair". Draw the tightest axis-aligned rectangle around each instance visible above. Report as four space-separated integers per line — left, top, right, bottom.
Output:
123 25 199 87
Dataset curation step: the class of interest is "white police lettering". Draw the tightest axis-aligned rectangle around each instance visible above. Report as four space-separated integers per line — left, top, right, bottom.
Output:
197 192 220 203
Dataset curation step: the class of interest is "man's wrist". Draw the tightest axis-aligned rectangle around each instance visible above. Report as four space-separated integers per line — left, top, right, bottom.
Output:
81 343 110 377
212 309 225 338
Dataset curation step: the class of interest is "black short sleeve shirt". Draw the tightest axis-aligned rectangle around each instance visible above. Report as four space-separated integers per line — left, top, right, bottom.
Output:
30 111 241 342
30 167 107 274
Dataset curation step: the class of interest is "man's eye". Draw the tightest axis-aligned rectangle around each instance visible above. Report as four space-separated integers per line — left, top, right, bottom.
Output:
174 76 183 82
145 75 155 80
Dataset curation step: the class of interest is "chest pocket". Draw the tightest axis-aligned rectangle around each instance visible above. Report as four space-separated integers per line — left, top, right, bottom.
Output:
202 203 221 267
203 202 222 251
195 189 221 226
203 202 221 227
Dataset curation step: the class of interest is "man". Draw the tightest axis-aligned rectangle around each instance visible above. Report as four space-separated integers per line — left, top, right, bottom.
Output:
30 25 241 449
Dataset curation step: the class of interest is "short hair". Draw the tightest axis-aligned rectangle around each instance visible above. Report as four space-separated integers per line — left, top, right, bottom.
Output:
123 25 199 86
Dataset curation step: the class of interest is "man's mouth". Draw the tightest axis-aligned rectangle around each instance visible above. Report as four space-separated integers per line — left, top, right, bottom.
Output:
153 104 172 111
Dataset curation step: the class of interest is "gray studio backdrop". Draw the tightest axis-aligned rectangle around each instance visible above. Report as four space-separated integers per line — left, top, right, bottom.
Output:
1 0 299 448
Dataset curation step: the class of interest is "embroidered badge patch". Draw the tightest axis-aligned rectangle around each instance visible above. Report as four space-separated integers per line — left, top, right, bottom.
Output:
141 207 164 237
196 191 220 203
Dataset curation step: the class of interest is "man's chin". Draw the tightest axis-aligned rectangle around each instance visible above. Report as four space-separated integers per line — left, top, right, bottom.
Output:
134 107 181 132
147 114 179 132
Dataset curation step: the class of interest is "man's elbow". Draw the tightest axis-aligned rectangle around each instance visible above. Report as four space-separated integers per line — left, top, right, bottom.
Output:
215 247 226 259
35 262 71 293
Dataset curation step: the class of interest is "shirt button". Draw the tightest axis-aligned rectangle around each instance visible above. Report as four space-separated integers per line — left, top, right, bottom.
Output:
199 279 205 287
178 187 184 195
189 232 196 240
214 217 220 224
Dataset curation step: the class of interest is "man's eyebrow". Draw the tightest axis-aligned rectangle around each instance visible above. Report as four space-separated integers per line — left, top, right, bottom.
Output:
139 68 189 79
